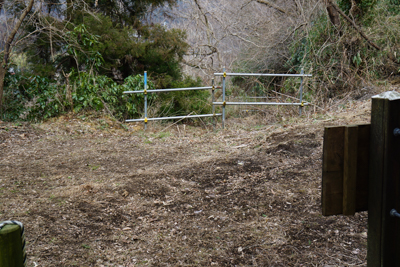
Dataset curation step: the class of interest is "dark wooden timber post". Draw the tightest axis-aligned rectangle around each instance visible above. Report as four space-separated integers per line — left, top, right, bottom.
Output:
0 224 24 267
322 126 345 215
322 124 370 216
368 91 400 266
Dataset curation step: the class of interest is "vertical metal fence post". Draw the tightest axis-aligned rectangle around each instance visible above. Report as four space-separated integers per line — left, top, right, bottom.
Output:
222 67 226 129
212 78 216 132
144 71 148 131
299 68 304 116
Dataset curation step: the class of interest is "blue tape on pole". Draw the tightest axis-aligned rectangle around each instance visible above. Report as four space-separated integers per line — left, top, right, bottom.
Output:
144 71 147 89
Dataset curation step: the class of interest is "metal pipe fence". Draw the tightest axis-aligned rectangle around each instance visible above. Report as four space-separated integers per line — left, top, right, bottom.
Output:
126 113 223 123
123 72 222 129
214 72 312 78
123 86 214 94
213 102 309 106
144 71 148 130
213 68 312 128
123 69 311 130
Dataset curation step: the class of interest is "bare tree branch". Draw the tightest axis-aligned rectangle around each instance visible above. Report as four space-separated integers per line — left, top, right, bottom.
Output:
4 0 35 64
327 0 381 50
13 27 45 47
0 0 35 111
193 0 214 44
256 0 290 15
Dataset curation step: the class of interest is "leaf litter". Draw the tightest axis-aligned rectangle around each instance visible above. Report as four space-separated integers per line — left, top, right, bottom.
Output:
0 101 372 266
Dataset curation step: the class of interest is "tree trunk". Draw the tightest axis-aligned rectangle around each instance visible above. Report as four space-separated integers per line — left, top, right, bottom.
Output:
0 66 6 114
256 0 289 15
0 0 35 112
326 1 341 27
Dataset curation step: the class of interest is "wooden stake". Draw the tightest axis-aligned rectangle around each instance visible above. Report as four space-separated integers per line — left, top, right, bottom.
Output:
0 224 24 267
322 126 345 216
368 91 400 266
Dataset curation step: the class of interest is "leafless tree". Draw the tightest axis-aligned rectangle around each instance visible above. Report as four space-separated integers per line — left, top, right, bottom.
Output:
153 0 323 81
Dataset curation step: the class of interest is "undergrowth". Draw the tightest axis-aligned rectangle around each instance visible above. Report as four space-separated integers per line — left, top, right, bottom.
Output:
230 0 400 109
287 0 400 102
1 72 209 122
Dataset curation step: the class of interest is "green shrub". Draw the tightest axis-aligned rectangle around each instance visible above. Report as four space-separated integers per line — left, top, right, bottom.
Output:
2 72 30 121
2 73 64 121
155 76 210 119
1 72 158 122
70 72 156 120
25 76 64 121
1 72 212 122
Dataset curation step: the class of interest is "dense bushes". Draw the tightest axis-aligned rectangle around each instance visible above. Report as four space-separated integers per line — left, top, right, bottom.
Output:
1 71 210 122
2 72 148 121
284 0 400 99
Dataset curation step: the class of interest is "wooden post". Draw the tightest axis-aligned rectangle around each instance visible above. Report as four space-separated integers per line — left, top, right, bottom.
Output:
0 224 24 267
368 91 400 266
322 124 370 216
343 125 358 215
355 124 370 212
322 126 345 215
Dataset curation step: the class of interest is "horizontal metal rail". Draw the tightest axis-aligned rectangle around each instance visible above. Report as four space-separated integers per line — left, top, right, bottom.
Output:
126 113 222 122
214 72 312 77
213 102 308 106
248 96 276 99
124 86 221 94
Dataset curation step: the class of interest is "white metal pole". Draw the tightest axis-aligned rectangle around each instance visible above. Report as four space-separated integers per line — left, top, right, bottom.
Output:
222 67 226 129
144 71 148 130
212 78 216 132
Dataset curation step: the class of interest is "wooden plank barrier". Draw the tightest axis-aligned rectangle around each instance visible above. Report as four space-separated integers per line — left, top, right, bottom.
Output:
367 91 400 267
322 124 370 216
322 91 400 266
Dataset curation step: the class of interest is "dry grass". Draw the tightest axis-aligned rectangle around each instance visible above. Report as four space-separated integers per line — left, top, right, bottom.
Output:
0 92 386 266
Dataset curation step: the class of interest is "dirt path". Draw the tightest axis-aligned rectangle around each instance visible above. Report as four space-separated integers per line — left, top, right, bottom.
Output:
1 101 371 266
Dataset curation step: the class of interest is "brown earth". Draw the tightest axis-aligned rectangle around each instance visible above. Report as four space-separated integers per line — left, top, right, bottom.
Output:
0 99 373 266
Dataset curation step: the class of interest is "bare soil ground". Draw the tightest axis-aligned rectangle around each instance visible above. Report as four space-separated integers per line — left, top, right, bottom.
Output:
1 99 373 266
